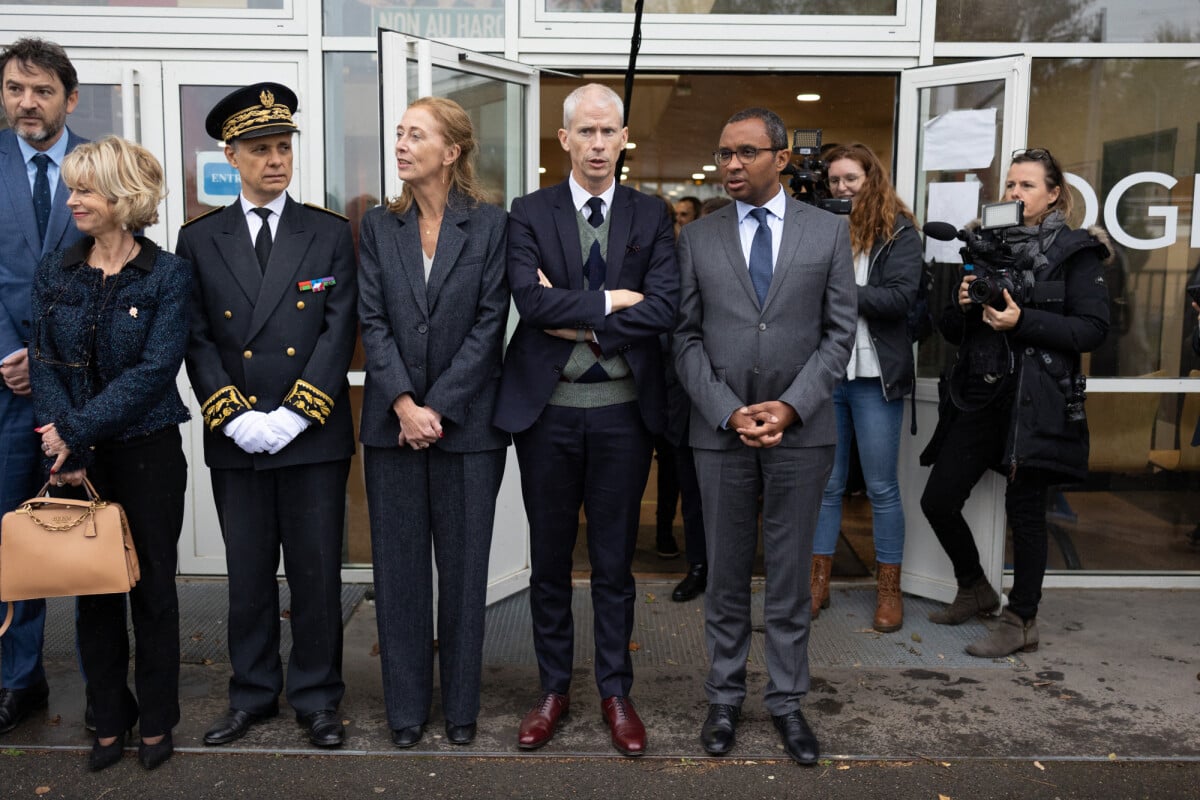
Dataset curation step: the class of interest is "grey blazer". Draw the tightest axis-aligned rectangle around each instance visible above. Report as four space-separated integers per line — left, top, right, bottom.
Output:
357 198 511 453
672 192 857 451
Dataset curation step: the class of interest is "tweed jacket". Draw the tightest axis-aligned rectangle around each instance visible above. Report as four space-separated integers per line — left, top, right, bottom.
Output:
358 197 511 452
29 237 191 471
178 195 358 470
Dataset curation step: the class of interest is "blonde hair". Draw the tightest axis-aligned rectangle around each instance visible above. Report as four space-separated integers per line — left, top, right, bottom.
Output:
61 136 166 230
387 96 486 216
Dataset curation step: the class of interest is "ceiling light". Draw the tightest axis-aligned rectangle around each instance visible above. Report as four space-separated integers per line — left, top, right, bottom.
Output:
621 166 630 173
691 173 705 180
702 164 716 172
625 142 637 150
537 166 546 174
620 173 628 181
796 93 821 102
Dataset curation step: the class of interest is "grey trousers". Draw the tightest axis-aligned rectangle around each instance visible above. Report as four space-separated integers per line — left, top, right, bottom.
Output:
693 444 833 715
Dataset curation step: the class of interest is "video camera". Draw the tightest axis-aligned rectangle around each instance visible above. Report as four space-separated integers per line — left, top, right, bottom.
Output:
923 200 1036 310
785 129 850 215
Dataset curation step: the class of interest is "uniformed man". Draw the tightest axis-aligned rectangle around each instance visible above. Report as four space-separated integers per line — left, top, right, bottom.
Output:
177 83 357 749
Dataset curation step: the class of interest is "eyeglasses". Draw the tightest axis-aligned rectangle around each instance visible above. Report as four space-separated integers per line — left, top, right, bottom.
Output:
828 173 864 189
712 146 785 166
1012 147 1053 161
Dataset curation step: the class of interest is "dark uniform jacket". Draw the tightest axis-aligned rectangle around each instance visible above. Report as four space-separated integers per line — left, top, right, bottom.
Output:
178 195 358 470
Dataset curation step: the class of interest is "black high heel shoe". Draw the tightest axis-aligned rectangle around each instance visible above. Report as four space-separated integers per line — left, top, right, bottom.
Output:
88 730 130 772
138 731 174 770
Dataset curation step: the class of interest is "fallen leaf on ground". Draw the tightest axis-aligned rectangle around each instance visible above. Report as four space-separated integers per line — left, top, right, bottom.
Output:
628 642 640 651
35 788 50 796
836 764 850 771
1108 753 1117 760
644 592 657 603
370 643 380 657
911 632 922 643
938 794 952 800
1033 760 1045 771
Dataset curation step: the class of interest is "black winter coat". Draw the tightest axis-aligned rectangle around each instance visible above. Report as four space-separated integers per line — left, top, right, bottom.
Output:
920 227 1110 482
859 219 922 402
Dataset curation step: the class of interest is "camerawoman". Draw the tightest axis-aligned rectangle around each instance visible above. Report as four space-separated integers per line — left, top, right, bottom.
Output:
918 149 1110 659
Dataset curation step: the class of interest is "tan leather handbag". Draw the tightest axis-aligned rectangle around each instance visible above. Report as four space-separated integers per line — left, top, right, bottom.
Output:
0 478 140 635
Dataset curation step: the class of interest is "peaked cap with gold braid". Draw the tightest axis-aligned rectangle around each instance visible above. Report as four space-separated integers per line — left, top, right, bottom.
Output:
204 82 300 143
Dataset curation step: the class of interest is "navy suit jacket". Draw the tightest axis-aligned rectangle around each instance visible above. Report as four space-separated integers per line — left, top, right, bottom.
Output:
493 180 679 435
357 198 511 452
0 128 86 362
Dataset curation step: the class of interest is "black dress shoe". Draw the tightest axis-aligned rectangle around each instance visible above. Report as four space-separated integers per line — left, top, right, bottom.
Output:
700 703 739 755
391 724 425 748
672 564 708 602
445 721 477 745
138 732 174 770
0 682 49 735
771 710 819 765
203 707 277 746
300 710 345 748
88 730 131 772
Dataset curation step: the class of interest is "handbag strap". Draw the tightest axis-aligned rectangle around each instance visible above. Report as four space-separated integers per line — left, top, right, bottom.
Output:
0 602 13 637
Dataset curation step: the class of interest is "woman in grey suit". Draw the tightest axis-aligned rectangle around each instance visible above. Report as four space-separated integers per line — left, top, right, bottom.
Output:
358 96 510 748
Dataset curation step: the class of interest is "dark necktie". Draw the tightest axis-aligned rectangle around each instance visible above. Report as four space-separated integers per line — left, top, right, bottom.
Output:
252 207 273 272
584 197 605 291
32 154 52 247
747 207 773 308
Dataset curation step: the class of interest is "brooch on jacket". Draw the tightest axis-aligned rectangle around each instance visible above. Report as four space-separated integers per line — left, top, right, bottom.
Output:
129 307 138 319
298 276 336 293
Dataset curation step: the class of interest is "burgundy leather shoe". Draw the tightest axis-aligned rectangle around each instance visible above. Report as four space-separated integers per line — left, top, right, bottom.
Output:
517 692 569 750
601 696 646 756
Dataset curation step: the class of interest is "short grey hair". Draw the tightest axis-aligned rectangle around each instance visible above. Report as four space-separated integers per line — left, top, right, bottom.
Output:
562 83 624 130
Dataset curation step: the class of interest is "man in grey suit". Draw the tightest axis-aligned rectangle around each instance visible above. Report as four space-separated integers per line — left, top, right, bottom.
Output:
0 37 86 736
673 107 856 765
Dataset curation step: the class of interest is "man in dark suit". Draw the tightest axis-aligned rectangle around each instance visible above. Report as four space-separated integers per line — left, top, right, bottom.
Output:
673 107 856 765
0 37 86 736
494 83 678 756
177 83 357 749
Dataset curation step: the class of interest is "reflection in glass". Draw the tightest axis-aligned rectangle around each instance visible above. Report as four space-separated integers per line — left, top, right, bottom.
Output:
323 0 504 37
936 0 1200 43
544 0 894 13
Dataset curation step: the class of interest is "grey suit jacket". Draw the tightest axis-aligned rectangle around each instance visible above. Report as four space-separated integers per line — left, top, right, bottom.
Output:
357 198 510 453
673 192 857 451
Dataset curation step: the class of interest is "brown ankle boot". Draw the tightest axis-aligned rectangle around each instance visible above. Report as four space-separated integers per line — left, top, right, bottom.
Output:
966 609 1039 657
810 554 833 620
873 562 903 633
928 575 1001 625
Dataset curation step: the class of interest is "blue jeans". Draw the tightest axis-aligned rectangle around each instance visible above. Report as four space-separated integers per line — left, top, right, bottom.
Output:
813 378 906 565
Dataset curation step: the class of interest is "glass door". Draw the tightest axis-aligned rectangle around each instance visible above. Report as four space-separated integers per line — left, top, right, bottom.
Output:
378 29 538 604
893 56 1031 604
160 60 304 575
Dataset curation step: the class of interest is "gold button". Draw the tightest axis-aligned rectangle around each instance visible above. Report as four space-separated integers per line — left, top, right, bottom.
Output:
248 396 257 405
296 301 305 310
224 310 232 319
243 350 252 359
286 347 296 357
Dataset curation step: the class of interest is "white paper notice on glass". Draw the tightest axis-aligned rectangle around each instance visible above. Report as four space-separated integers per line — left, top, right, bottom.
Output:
922 109 997 172
924 181 981 263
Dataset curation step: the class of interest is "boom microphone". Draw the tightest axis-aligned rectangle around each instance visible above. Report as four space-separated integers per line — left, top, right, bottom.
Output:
922 221 961 242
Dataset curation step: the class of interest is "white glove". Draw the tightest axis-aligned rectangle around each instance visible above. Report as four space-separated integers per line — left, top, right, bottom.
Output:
222 410 283 454
264 407 312 455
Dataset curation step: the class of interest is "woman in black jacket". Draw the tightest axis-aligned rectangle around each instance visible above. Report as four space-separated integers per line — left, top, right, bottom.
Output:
919 148 1109 657
30 136 190 770
811 143 922 633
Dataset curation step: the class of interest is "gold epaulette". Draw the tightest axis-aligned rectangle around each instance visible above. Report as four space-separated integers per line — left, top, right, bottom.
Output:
201 385 251 431
303 202 349 221
283 379 334 425
180 205 225 228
